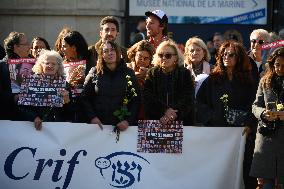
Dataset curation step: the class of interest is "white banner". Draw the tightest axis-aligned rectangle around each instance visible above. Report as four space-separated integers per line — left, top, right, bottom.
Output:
0 121 245 189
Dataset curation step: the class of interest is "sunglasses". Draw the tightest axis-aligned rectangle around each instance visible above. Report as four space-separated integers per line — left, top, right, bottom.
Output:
250 39 265 45
158 53 177 59
223 52 236 58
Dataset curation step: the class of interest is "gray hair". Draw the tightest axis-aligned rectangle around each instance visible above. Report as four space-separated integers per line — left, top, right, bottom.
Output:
184 37 211 65
250 29 270 42
152 40 184 67
32 50 64 76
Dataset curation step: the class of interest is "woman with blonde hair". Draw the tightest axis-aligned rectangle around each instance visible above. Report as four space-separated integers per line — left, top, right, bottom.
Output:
143 40 195 125
184 37 211 78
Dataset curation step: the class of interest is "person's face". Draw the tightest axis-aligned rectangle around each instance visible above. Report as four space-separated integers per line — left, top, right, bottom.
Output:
62 40 77 60
213 35 223 50
274 56 284 76
135 50 151 68
157 45 177 73
187 43 205 64
42 56 59 76
102 43 117 65
100 23 118 42
222 47 237 69
146 16 163 37
250 34 265 55
14 35 30 58
31 40 47 58
19 63 33 77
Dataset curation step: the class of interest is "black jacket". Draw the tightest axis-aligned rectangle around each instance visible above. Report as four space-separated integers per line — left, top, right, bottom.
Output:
0 55 18 120
80 61 140 125
143 65 195 125
196 75 257 127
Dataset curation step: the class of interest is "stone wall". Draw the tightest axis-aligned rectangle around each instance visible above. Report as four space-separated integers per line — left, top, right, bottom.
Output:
0 0 126 49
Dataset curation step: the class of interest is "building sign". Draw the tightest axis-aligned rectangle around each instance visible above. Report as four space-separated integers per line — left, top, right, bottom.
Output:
129 0 267 24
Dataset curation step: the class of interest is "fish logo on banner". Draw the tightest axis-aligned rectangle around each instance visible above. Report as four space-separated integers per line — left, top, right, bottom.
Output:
95 151 150 188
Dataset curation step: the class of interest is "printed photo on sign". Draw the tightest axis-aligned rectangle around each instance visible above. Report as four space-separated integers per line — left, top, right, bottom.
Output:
137 120 183 153
63 60 86 97
8 58 36 93
18 74 66 107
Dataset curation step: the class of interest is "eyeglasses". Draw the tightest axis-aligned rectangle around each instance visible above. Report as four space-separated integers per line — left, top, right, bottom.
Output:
250 39 265 45
223 52 236 58
157 53 177 59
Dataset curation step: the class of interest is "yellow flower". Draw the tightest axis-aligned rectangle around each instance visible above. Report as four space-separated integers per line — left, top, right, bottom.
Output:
277 103 284 111
123 98 128 105
128 81 132 86
126 75 131 79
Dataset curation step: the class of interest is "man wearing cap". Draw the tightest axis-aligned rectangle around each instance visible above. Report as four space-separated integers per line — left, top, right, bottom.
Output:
145 10 168 49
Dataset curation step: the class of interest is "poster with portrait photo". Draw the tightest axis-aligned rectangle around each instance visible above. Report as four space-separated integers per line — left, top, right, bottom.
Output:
137 120 183 154
18 74 66 107
8 58 36 93
63 60 86 97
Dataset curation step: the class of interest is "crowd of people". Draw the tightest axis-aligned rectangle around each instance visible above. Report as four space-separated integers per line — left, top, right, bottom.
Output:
0 9 284 189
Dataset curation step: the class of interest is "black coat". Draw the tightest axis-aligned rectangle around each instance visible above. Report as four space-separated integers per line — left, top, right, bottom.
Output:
80 61 140 125
143 65 195 125
196 74 257 127
0 55 18 120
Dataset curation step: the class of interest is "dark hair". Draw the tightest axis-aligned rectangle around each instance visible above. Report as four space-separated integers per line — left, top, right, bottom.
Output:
262 47 284 89
3 31 25 56
100 16 119 32
161 22 168 36
213 32 224 39
63 31 89 60
127 40 155 63
31 37 51 50
96 40 121 75
211 41 253 84
55 27 72 56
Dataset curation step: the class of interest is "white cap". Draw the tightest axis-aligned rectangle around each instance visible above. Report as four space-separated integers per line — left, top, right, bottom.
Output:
145 10 168 23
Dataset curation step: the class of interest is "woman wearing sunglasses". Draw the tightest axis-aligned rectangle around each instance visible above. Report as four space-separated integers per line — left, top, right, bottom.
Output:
250 47 284 189
143 40 195 125
196 41 258 188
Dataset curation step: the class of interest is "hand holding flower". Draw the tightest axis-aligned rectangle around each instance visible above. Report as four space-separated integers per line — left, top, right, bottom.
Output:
117 120 129 131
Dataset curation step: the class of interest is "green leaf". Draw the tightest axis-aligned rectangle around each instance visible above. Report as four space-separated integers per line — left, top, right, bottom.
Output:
113 110 120 116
